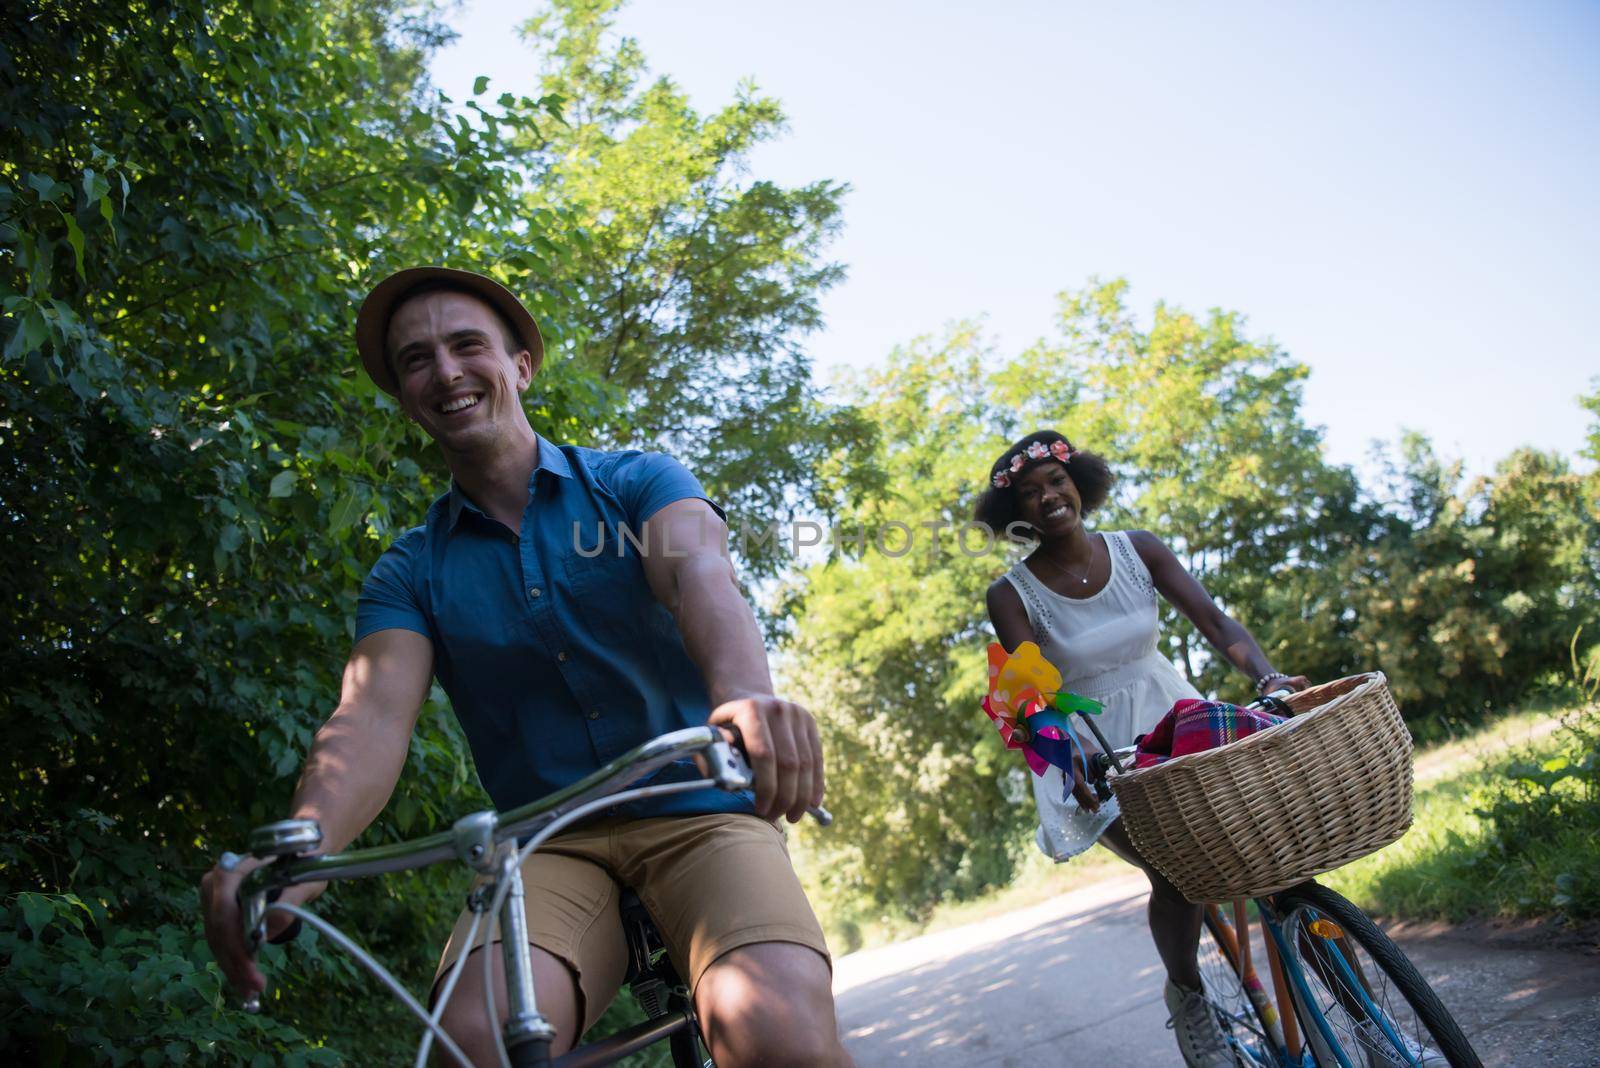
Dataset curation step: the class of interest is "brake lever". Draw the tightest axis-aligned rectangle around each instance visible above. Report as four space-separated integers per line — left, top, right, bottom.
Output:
708 731 833 826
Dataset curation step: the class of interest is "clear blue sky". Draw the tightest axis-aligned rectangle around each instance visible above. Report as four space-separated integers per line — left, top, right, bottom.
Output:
433 1 1599 477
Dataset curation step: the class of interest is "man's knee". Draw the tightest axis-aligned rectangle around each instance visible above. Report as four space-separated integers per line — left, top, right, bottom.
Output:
434 978 501 1068
433 943 585 1060
696 941 847 1068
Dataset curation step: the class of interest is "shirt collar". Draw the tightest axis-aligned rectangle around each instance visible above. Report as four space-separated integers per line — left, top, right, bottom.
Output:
446 434 572 531
532 433 573 481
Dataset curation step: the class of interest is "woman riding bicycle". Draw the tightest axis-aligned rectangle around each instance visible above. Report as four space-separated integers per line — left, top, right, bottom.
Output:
978 429 1309 1068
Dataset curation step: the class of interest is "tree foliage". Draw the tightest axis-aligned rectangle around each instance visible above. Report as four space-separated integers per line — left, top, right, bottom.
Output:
784 280 1600 926
516 0 872 580
1 0 851 1061
1310 438 1599 728
1044 279 1374 701
781 326 1032 930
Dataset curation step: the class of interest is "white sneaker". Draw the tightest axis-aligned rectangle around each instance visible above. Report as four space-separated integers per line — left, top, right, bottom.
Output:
1165 979 1235 1068
1356 1018 1450 1068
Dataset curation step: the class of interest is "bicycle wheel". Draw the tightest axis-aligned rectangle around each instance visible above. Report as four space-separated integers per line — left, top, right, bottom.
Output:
1199 906 1278 1067
1272 882 1481 1068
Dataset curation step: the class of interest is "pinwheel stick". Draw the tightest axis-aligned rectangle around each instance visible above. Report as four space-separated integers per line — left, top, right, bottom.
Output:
1074 707 1123 774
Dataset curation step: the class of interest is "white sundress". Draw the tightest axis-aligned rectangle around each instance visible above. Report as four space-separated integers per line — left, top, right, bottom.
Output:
1003 530 1203 861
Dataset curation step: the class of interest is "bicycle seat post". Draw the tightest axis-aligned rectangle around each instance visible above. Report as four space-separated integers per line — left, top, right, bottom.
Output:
494 846 557 1066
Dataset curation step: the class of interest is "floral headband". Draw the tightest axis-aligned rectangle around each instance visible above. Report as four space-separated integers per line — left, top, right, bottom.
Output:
991 439 1077 489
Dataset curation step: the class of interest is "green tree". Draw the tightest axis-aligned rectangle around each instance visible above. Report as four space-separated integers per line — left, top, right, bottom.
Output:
1048 279 1374 701
1329 438 1600 727
1 1 587 1060
2 0 854 1061
782 326 1034 931
1582 379 1600 468
1580 379 1600 528
516 0 871 580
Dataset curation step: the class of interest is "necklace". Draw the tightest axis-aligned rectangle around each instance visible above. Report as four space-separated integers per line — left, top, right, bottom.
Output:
1038 536 1098 586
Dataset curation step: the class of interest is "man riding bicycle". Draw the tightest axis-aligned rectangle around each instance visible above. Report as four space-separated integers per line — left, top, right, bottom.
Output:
199 267 852 1067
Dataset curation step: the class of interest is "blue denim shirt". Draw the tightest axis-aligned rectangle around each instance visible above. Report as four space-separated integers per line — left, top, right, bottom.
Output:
355 436 754 819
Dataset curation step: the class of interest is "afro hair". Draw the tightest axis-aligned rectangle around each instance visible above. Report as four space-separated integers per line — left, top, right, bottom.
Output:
973 429 1114 541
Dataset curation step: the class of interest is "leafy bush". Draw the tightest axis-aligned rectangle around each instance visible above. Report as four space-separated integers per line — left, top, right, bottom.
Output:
2 0 852 1061
3 892 336 1067
1468 642 1600 920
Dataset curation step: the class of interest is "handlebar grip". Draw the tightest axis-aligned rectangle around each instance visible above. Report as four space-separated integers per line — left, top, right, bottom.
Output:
1250 692 1295 717
1087 752 1115 801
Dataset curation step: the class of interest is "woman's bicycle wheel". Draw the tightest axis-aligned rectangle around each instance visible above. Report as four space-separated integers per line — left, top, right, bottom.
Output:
1198 906 1277 1067
1272 882 1481 1068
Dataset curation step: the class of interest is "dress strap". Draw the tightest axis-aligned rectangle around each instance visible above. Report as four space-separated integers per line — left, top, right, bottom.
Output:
1109 531 1157 601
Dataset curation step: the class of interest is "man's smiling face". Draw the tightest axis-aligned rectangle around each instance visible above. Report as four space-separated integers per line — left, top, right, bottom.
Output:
386 289 533 454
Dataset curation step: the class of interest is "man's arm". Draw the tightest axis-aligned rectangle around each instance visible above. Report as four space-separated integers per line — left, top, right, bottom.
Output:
200 627 434 997
640 498 823 823
287 627 435 852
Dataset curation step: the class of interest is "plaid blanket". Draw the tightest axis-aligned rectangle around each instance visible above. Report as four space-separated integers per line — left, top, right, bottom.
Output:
1133 698 1286 769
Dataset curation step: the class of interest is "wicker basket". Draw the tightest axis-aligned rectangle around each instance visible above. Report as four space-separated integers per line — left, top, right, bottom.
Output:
1109 672 1413 903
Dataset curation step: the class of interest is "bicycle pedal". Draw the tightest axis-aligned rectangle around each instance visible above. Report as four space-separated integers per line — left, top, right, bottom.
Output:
632 976 668 1018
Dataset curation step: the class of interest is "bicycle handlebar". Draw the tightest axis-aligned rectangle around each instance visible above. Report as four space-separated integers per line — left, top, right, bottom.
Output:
1080 689 1300 797
238 725 830 903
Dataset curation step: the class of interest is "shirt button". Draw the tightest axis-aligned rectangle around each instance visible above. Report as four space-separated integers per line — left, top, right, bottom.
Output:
588 709 600 720
528 587 542 599
558 651 569 662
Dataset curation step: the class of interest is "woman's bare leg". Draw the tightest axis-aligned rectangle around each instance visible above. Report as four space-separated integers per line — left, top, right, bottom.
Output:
1097 818 1203 989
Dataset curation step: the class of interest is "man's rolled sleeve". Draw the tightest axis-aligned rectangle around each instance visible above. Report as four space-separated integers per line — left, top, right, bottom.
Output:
355 529 432 643
607 451 726 526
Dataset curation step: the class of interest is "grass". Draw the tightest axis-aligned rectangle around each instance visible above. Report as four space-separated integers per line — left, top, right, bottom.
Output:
1323 699 1600 925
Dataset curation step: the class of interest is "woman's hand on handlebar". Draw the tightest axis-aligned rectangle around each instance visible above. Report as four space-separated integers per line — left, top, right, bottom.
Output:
199 855 323 999
1259 672 1311 695
708 693 824 824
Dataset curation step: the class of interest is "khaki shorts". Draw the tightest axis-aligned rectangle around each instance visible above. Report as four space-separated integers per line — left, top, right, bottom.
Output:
432 812 830 1032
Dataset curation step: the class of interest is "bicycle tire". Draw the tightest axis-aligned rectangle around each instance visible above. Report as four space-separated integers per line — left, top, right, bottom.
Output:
1272 882 1482 1068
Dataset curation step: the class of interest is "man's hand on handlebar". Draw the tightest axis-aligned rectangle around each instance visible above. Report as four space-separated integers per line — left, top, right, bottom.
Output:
199 855 324 999
708 693 824 824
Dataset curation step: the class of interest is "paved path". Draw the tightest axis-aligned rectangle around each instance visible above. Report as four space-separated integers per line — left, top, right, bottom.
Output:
833 874 1600 1067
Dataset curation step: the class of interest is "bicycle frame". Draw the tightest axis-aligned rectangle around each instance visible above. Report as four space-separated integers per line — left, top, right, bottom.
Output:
1208 899 1331 1068
236 725 769 1068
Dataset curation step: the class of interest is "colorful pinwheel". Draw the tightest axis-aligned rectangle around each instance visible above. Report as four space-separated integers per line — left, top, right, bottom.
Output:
982 641 1104 778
